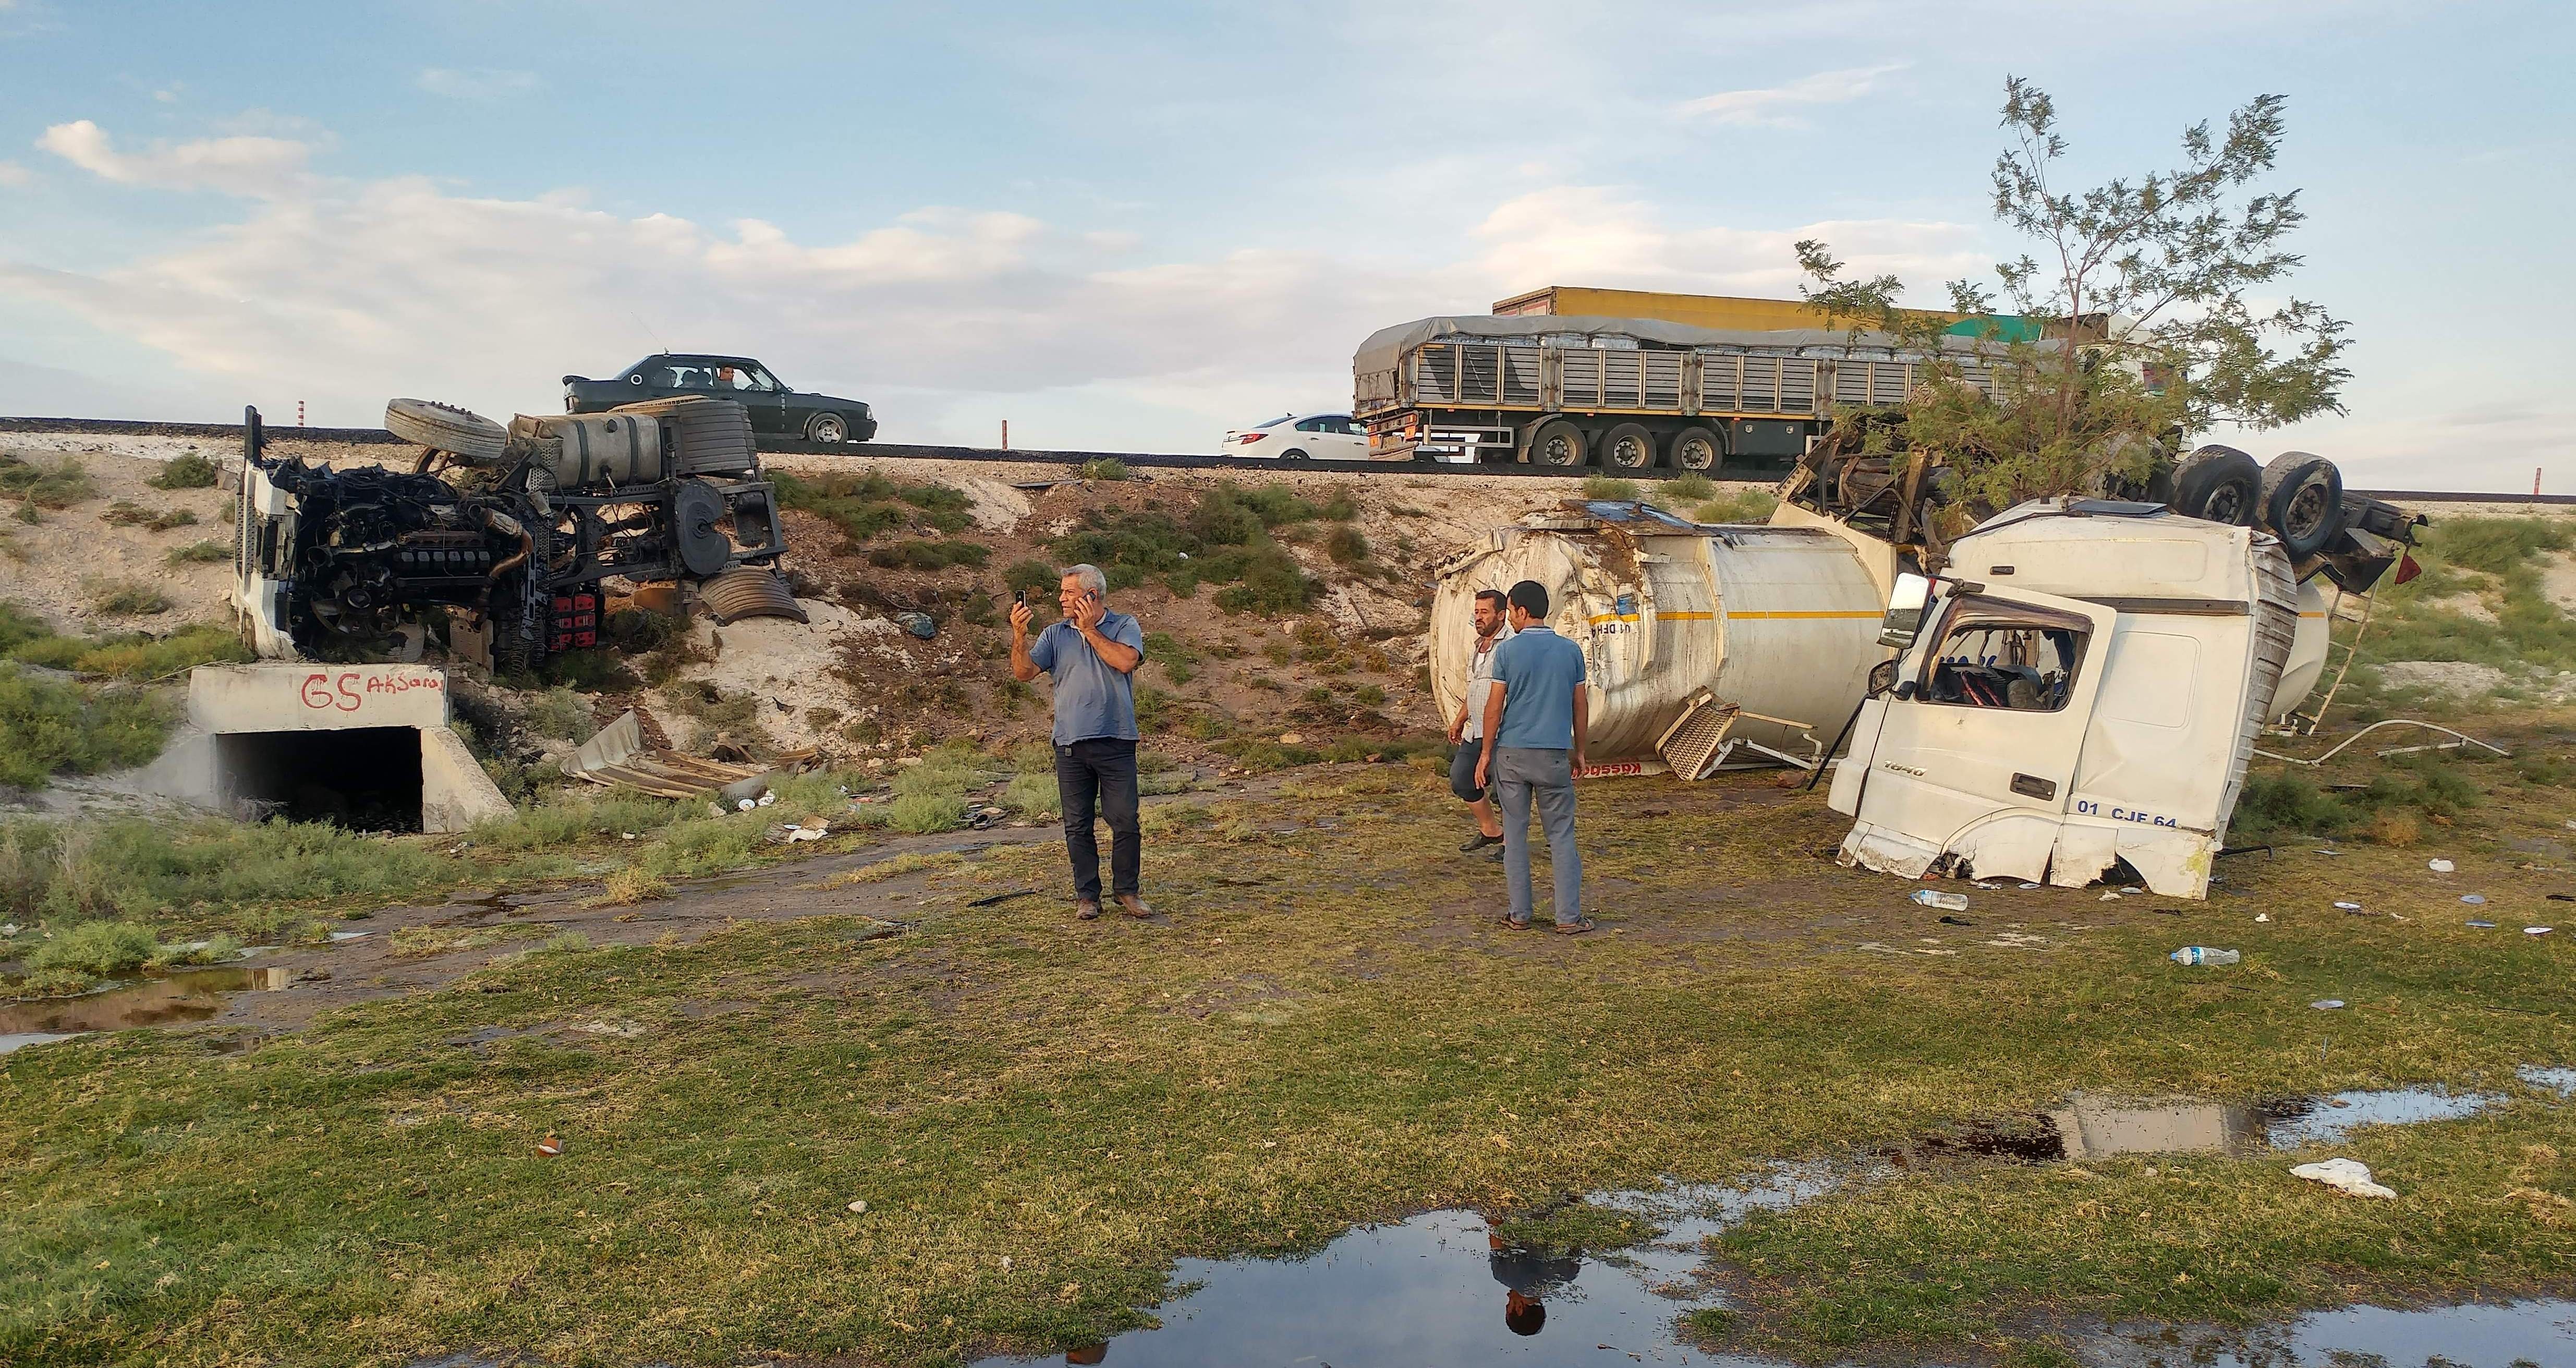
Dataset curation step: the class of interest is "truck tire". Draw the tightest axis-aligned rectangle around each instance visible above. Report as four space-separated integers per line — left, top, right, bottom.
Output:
2172 444 2262 526
1523 418 1587 467
806 411 849 443
1669 426 1723 474
1601 423 1657 470
385 398 506 464
2259 451 2346 558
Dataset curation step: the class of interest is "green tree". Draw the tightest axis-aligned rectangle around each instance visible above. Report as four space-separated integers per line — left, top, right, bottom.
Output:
1796 77 2351 515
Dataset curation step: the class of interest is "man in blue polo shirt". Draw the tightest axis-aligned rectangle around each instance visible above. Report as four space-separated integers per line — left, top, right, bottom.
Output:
1474 579 1593 934
1011 563 1152 922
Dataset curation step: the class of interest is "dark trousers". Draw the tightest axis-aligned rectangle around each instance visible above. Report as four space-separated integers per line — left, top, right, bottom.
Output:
1055 737 1140 902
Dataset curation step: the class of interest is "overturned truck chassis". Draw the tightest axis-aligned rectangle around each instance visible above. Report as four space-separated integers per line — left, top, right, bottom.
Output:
234 403 787 669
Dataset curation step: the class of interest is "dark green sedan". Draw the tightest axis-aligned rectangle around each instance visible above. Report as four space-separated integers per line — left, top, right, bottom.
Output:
563 354 877 443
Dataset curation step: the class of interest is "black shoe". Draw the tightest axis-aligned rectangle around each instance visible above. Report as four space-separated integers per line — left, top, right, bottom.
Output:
1461 832 1504 853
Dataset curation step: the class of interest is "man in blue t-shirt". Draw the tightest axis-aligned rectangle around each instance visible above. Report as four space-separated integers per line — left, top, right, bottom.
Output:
1011 563 1153 922
1474 579 1593 934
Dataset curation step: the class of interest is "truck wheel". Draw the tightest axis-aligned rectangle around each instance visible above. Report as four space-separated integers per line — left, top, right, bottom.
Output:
385 398 506 464
1601 423 1657 470
2172 444 2262 526
1669 426 1722 473
1524 419 1587 467
2259 451 2346 558
806 412 849 443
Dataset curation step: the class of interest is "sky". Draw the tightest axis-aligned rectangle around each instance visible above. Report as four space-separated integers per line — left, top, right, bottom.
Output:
0 0 2568 489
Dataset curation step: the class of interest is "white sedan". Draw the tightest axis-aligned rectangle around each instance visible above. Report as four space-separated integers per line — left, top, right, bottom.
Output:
1221 411 1369 461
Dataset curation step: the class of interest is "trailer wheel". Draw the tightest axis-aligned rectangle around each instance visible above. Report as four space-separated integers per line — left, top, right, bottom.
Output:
2259 451 2346 558
1670 426 1722 473
1524 419 1587 467
2172 444 2262 526
1601 423 1657 470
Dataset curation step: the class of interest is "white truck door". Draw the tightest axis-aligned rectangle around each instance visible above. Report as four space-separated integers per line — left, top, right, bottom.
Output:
1839 586 2119 883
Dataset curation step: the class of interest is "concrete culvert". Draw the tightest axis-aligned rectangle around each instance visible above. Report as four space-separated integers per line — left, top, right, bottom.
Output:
142 664 512 833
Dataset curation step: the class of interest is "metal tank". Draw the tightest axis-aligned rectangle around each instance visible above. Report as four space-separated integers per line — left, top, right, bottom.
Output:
1429 501 1889 777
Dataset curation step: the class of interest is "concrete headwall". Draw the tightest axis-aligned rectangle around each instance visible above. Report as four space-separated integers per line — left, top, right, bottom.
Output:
159 663 508 834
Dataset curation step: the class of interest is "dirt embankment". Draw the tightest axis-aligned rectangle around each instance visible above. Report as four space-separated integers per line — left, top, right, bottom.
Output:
2 433 1768 772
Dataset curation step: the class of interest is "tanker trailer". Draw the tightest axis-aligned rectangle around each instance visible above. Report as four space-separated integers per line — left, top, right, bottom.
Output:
1427 500 1893 779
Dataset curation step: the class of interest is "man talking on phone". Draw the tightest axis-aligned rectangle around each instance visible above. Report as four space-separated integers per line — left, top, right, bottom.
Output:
1011 563 1153 922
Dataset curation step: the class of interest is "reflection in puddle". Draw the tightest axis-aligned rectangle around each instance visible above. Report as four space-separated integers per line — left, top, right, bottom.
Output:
2047 1095 2264 1159
2112 1297 2576 1366
969 1167 1841 1368
2519 1064 2576 1098
1943 1082 2534 1165
2262 1086 2502 1149
0 965 290 1054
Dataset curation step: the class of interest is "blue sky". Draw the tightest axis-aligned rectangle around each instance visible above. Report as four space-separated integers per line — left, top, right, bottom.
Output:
1 0 2568 488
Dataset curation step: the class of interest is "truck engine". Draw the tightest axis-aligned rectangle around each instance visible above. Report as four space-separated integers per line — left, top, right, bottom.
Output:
235 396 796 670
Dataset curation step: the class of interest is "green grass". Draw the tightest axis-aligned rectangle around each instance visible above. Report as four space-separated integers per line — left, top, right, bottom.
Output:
1051 485 1324 612
84 579 171 617
1582 474 1642 501
99 502 197 532
164 539 232 565
1078 457 1130 481
21 919 160 976
3 717 2572 1365
144 452 221 490
866 539 990 572
772 470 973 542
1693 488 1780 524
0 666 173 790
2348 515 2576 684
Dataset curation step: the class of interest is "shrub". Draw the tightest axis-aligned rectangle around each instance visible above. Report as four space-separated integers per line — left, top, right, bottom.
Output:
595 867 672 905
0 454 96 509
87 579 172 616
887 791 964 832
524 686 595 742
540 648 636 693
1582 475 1641 502
147 452 222 490
1666 473 1718 503
1078 458 1130 481
2422 516 2571 576
867 539 990 572
26 919 160 977
0 667 174 789
56 625 251 679
101 502 198 532
1693 489 1780 524
1005 769 1062 819
1326 525 1370 565
772 470 973 540
166 539 232 565
1212 546 1321 614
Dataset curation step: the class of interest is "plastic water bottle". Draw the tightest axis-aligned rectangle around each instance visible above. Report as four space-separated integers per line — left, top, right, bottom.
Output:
1910 889 1969 912
2169 947 2240 966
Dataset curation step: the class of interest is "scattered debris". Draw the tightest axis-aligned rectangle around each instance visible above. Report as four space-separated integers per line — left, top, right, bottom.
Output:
536 1134 563 1157
892 610 938 640
1937 914 1974 927
564 710 773 800
2428 859 2456 873
2290 1157 2394 1199
2468 920 2497 929
2311 1000 2345 1010
2169 947 2240 966
2255 913 2273 923
701 565 809 625
967 889 1039 908
845 1200 868 1214
1909 889 1968 912
2528 927 2555 937
2334 901 2362 911
2462 894 2488 905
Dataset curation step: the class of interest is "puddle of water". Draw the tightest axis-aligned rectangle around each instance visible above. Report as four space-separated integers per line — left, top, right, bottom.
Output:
0 965 291 1054
2261 1086 2502 1149
2519 1065 2576 1097
970 1167 1840 1368
2110 1297 2576 1366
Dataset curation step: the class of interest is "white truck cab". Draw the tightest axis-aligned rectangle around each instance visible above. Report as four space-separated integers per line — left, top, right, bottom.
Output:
1828 499 2301 899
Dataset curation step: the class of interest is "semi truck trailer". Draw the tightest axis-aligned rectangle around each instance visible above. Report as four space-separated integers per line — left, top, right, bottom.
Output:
1351 314 2009 472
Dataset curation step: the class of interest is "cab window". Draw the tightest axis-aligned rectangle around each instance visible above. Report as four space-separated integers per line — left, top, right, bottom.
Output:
1919 597 2091 712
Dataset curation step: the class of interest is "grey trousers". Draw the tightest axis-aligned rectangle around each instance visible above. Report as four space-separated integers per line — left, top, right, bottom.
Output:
1491 746 1582 925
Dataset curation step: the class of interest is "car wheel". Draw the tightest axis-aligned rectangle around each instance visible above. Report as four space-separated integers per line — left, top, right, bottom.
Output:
1281 447 1311 461
2259 451 2346 558
1601 423 1657 470
1524 418 1586 467
2172 444 2262 526
385 398 506 464
1669 426 1722 474
807 412 848 444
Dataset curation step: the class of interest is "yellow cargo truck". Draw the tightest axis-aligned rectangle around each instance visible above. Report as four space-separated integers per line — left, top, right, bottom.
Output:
1489 285 2036 340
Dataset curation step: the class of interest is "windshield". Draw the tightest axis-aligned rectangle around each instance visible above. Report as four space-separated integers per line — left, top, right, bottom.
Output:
1256 415 1295 429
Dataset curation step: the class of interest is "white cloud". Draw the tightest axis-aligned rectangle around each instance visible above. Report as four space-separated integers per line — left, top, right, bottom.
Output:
416 68 541 101
1677 62 1908 127
2 121 1985 447
35 118 313 197
0 160 30 186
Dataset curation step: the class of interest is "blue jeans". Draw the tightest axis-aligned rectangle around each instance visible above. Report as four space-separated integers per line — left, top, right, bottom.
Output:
1492 746 1582 925
1055 738 1140 902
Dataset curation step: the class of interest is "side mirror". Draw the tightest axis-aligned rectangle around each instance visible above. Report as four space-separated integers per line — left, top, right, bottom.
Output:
1893 680 1920 701
1866 658 1900 697
1879 572 1931 649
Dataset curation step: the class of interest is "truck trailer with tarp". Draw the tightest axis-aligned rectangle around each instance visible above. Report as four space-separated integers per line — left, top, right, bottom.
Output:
1350 314 2015 471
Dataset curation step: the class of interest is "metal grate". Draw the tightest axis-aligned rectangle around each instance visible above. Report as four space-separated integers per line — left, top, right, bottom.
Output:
1603 352 1643 407
1643 353 1683 408
1704 354 1739 409
1502 347 1542 405
1460 346 1501 403
1414 347 1455 403
1742 357 1778 411
1562 349 1600 407
1780 359 1816 414
1658 692 1741 782
1870 361 1910 406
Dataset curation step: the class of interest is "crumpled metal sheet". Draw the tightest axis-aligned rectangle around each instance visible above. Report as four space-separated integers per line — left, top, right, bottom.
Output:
702 566 809 625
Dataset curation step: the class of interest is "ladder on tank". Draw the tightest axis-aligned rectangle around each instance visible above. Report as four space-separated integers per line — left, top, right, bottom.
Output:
2279 584 2380 737
1655 689 1825 780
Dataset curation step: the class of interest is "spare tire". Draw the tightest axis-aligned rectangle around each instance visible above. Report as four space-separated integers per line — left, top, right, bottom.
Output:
2172 444 2262 526
385 398 506 464
2260 451 2346 559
